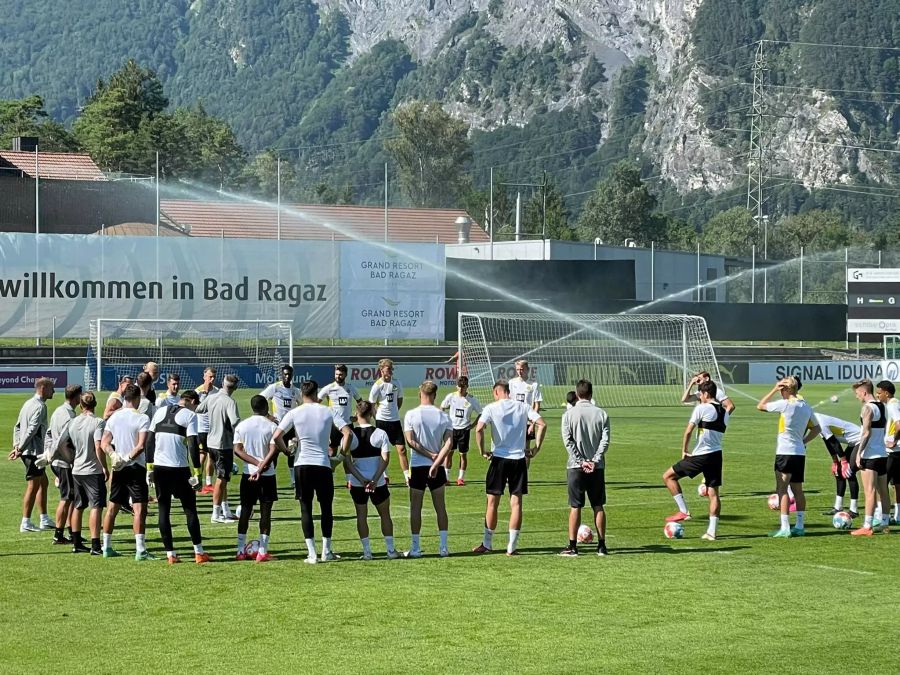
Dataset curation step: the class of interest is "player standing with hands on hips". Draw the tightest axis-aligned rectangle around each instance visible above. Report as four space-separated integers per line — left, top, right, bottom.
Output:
559 380 610 556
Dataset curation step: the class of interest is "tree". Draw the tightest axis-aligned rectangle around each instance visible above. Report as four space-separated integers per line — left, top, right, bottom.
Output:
73 60 168 173
164 103 245 187
0 95 77 151
523 178 573 240
768 209 853 258
384 100 473 208
462 171 513 239
241 151 298 199
700 206 759 256
576 161 663 246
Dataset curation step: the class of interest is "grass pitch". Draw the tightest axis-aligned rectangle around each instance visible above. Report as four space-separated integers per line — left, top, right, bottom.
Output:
0 384 897 673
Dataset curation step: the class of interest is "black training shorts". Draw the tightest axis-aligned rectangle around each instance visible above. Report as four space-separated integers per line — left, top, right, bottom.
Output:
567 467 606 508
485 456 528 496
774 454 805 483
672 452 723 488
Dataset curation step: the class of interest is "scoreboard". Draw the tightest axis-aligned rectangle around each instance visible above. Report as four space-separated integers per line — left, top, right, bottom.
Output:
847 268 900 337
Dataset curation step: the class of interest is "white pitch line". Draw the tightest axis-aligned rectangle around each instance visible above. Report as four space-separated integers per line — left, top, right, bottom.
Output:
812 564 875 576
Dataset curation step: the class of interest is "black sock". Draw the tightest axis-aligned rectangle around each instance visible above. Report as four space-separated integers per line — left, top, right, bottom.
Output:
54 527 63 539
68 526 74 537
72 531 82 546
568 539 577 550
91 537 101 551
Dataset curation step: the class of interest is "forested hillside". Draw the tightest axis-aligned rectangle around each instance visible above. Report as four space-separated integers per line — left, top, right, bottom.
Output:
0 0 898 253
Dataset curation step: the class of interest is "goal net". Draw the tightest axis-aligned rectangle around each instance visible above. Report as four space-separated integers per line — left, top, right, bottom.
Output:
85 319 293 391
458 313 722 408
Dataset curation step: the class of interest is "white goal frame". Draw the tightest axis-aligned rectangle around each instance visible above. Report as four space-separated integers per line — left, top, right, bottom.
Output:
458 312 723 408
86 318 294 391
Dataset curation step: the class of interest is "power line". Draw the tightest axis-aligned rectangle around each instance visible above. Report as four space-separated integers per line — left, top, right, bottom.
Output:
766 39 900 52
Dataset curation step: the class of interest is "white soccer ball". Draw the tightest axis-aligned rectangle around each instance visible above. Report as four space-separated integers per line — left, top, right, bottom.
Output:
767 493 780 510
697 483 709 497
243 539 260 557
830 395 839 403
576 524 594 544
663 522 684 539
832 511 853 530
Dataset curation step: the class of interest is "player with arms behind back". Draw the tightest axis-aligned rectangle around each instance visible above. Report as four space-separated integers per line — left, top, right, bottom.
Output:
439 376 482 486
319 364 362 456
369 359 407 482
195 367 218 494
664 380 727 541
471 379 546 556
757 377 819 538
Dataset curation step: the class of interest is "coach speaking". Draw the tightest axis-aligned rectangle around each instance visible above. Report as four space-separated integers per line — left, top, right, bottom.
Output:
560 380 610 556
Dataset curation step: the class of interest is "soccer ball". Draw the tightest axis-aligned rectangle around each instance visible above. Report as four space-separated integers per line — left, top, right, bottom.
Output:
663 522 684 539
832 511 853 530
232 462 239 475
243 539 260 557
767 494 780 510
698 483 709 497
830 395 839 403
576 524 594 544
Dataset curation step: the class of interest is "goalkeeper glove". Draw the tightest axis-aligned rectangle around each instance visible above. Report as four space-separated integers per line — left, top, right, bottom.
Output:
840 458 852 479
831 459 840 477
34 448 53 469
189 467 201 490
110 452 129 472
146 463 155 486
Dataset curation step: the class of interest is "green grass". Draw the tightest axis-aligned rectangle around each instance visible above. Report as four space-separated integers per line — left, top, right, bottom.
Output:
0 384 897 673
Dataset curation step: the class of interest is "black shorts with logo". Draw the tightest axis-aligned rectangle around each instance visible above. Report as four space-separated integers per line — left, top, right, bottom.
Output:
110 464 149 505
888 453 900 485
349 484 390 506
860 456 888 476
567 468 606 508
329 425 343 450
154 465 195 502
376 420 404 446
485 456 528 496
240 473 279 508
73 473 107 510
51 465 75 501
21 454 46 480
408 465 447 491
451 428 471 453
208 447 234 482
672 452 723 488
774 454 805 483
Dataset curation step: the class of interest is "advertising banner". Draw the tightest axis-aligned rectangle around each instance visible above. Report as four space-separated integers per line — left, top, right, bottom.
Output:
749 360 900 384
339 242 445 340
0 366 77 393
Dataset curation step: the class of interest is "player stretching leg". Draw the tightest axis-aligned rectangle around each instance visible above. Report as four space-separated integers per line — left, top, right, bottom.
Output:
664 381 727 540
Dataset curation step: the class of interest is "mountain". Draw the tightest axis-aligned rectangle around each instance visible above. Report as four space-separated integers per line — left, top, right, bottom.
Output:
0 0 897 226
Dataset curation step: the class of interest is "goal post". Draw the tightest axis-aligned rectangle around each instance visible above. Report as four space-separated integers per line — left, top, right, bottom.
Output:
85 319 293 391
458 312 723 408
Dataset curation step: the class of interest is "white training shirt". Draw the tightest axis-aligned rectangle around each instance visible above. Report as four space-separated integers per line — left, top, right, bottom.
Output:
815 413 862 446
509 377 542 408
764 396 815 456
478 398 542 460
234 415 278 477
148 405 198 468
260 382 302 422
105 407 151 468
278 403 334 468
885 398 900 453
369 378 404 422
861 401 888 459
349 425 391 487
318 380 361 427
689 402 727 455
402 405 452 468
160 392 180 407
194 385 218 434
440 392 483 430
